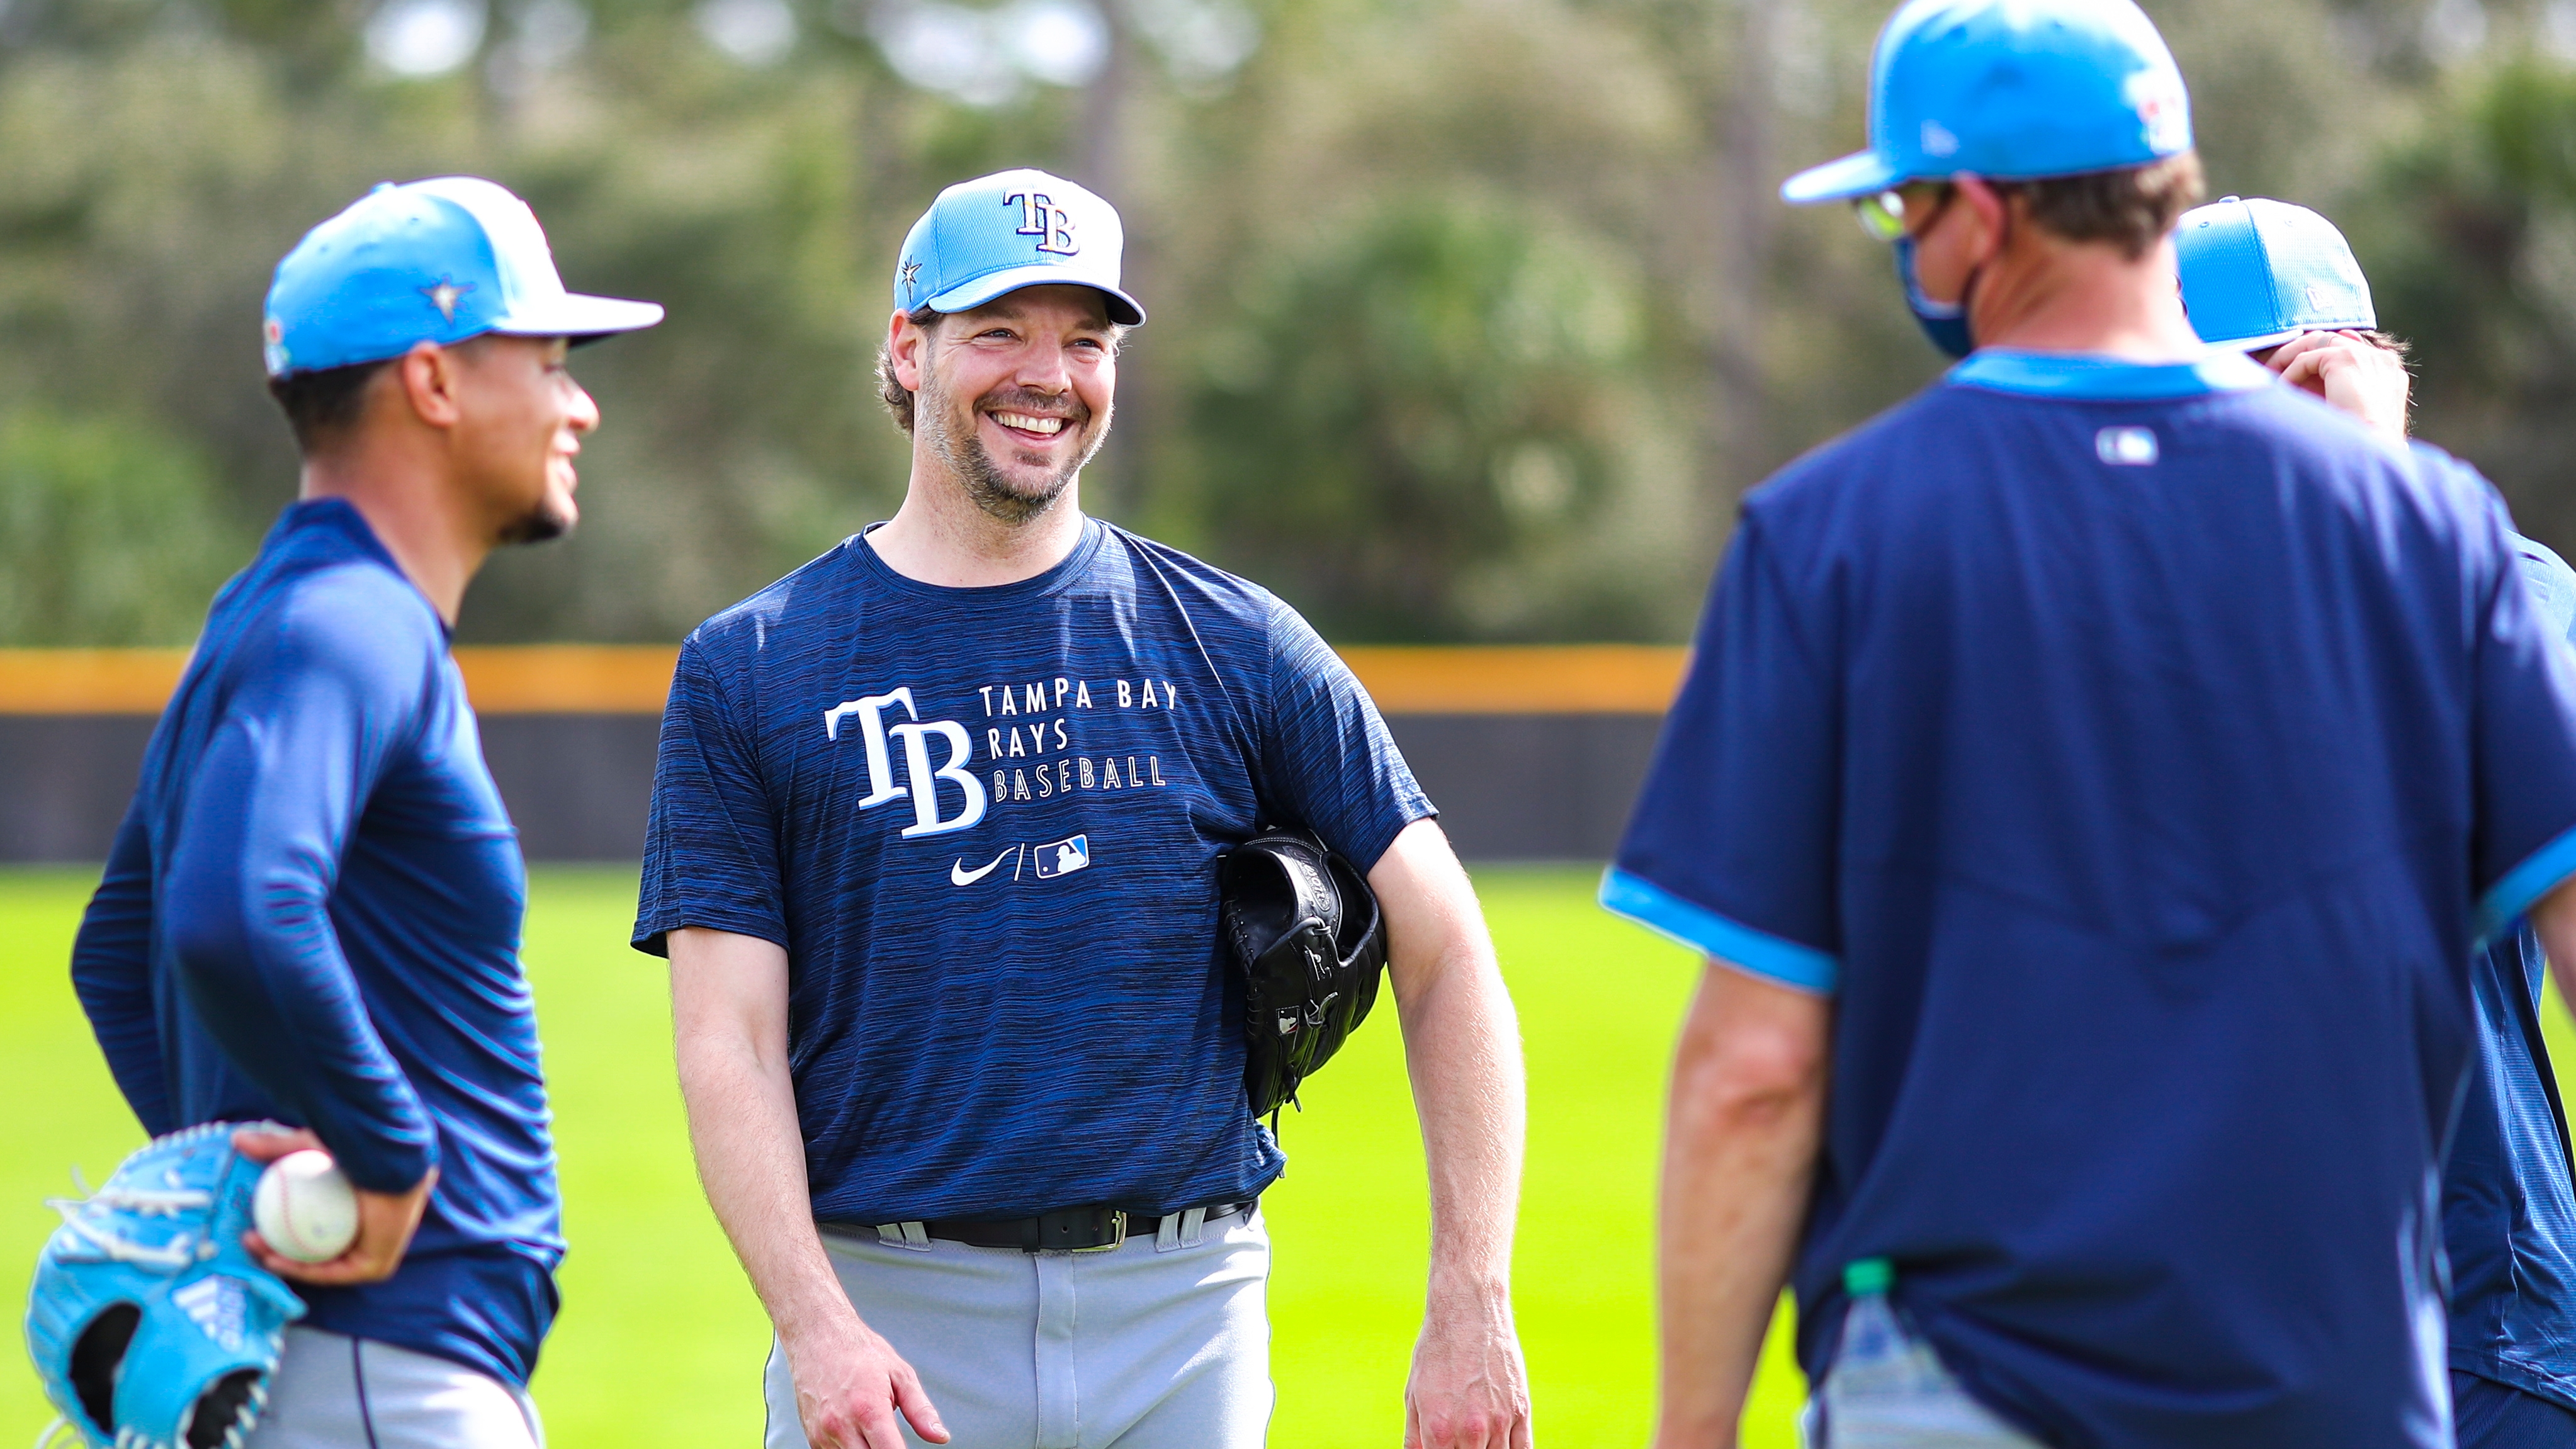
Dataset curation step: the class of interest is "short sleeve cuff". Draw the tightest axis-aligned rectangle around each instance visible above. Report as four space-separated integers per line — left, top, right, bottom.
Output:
631 905 788 959
1597 867 1839 994
2478 822 2576 946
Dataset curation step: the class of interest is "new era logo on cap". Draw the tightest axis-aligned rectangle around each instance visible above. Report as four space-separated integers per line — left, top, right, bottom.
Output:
893 168 1145 325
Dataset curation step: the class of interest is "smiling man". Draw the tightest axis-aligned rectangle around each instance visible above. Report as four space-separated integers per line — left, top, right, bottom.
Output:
67 176 660 1446
635 169 1534 1449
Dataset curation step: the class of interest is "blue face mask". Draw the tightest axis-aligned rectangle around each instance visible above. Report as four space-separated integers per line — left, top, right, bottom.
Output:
1894 235 1975 359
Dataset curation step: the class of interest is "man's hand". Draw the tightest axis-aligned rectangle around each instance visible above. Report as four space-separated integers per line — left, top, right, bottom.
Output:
1406 1274 1534 1448
2268 330 2410 441
232 1125 435 1285
781 1310 950 1449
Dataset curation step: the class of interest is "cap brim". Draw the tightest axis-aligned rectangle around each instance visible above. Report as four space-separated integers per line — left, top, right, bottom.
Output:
1781 150 1906 205
927 265 1146 326
490 291 667 342
2217 327 2305 352
2212 320 2377 352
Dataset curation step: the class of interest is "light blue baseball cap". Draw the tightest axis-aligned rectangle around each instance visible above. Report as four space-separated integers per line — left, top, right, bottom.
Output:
2174 196 2375 351
1782 0 2193 205
263 177 663 378
893 169 1144 326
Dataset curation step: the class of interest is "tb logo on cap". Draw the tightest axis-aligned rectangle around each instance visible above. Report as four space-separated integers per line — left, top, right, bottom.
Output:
1007 191 1079 256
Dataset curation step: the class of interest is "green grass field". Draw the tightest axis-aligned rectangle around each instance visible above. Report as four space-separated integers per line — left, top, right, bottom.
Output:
0 865 1808 1447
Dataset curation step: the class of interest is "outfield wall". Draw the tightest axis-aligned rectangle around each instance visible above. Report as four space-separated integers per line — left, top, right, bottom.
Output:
0 647 1683 864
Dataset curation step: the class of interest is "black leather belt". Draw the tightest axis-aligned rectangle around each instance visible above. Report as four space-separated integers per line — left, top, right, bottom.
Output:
910 1200 1253 1253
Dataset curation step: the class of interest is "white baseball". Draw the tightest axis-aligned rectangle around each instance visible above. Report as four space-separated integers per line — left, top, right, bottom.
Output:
252 1150 359 1263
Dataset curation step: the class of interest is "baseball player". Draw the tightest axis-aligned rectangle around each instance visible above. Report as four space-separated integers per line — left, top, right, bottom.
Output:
64 177 659 1445
1603 1 2576 1445
2180 194 2576 1448
633 168 1534 1449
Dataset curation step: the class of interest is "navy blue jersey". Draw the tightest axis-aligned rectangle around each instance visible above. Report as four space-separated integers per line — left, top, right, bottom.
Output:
70 499 560 1387
2441 460 2576 1412
632 519 1428 1225
1604 351 2576 1448
2452 923 2576 1411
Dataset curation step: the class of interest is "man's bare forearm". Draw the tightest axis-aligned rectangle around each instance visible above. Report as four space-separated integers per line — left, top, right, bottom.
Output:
1376 821 1527 1288
1653 961 1829 1449
1400 961 1526 1290
668 929 853 1346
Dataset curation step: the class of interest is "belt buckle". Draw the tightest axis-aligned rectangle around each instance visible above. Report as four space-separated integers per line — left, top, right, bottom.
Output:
1073 1209 1127 1253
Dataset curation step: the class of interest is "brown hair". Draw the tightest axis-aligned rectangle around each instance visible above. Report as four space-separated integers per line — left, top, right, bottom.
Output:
1994 152 2207 259
267 360 390 450
878 305 944 435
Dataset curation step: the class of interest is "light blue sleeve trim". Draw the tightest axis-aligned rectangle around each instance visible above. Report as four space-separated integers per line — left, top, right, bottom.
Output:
1948 348 2274 400
1597 867 1839 994
2477 823 2576 948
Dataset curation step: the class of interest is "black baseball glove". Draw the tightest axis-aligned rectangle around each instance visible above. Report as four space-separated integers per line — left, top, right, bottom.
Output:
1219 826 1389 1124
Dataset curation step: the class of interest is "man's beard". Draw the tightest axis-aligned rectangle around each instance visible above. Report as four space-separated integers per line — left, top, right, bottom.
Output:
920 375 1110 525
497 492 575 546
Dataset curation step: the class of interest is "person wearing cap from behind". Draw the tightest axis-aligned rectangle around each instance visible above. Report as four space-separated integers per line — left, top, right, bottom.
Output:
66 178 660 1445
635 168 1533 1449
1602 0 2576 1443
2183 194 2576 1449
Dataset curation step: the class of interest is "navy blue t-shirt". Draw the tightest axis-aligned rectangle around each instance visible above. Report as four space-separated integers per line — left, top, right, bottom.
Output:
1604 351 2576 1448
633 518 1429 1225
70 499 561 1387
2439 461 2576 1412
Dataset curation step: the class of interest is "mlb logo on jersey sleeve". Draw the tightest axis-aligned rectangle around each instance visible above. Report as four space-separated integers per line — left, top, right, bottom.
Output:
1034 834 1091 878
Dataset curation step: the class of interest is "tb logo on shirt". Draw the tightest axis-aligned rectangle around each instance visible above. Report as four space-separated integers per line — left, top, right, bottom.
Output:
823 687 986 838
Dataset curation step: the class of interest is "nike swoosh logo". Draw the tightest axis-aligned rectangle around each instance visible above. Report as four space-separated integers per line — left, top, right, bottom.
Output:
951 846 1017 886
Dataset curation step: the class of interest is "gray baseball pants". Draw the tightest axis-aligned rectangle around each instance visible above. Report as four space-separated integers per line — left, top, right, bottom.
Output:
245 1326 544 1449
1801 1295 2047 1449
764 1205 1273 1449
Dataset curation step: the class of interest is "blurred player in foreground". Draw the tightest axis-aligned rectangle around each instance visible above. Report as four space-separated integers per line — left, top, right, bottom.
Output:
67 178 659 1445
635 169 1532 1449
2181 193 2576 1449
1602 0 2576 1444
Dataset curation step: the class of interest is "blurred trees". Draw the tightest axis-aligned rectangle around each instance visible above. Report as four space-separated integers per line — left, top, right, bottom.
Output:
2359 47 2576 544
0 407 247 642
0 0 2560 645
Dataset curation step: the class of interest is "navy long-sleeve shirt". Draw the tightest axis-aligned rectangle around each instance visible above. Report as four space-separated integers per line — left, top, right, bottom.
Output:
69 498 562 1386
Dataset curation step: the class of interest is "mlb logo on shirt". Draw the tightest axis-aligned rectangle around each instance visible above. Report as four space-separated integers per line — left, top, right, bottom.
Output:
2096 426 2160 466
1034 835 1091 879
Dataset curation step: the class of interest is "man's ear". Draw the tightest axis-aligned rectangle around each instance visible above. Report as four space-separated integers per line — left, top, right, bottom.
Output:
1951 174 2013 264
889 312 933 393
392 340 465 430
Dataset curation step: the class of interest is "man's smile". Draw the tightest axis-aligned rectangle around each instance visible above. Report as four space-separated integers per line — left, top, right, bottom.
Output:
986 409 1072 444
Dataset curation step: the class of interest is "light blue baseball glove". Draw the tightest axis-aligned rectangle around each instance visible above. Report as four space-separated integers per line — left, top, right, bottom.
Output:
24 1122 307 1449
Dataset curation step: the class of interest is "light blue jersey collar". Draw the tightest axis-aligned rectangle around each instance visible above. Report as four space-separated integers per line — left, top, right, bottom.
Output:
1950 348 2276 400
